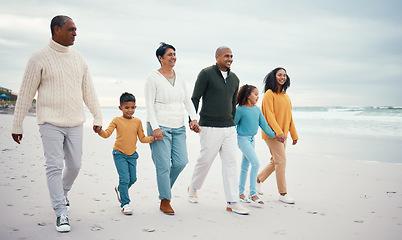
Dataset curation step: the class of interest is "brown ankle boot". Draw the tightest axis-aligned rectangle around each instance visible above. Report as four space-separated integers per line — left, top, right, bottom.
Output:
160 199 175 215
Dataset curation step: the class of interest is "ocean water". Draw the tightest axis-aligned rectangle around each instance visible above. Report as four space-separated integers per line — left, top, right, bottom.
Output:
292 106 402 138
88 106 402 138
86 106 402 163
290 106 402 164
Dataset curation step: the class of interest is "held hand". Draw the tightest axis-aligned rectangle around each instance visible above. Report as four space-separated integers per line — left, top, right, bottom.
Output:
292 139 298 145
93 125 102 134
189 120 200 133
153 128 164 141
276 133 286 143
12 133 23 144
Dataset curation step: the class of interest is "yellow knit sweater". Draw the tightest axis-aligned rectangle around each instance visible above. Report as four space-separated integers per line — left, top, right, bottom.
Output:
261 90 298 141
99 116 153 155
12 39 102 134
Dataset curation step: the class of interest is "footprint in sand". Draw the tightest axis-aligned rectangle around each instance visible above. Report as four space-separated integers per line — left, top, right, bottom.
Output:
91 224 103 231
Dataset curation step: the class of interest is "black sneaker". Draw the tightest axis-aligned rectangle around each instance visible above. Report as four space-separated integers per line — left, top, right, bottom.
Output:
56 214 70 232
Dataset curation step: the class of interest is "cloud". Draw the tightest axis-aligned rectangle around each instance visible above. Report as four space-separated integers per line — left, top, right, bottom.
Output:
1 0 401 107
0 38 26 47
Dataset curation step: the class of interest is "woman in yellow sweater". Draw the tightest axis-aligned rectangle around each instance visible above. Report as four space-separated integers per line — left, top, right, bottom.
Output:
257 67 298 204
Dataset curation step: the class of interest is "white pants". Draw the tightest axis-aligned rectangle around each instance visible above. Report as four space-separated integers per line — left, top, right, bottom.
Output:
39 123 83 217
190 126 239 202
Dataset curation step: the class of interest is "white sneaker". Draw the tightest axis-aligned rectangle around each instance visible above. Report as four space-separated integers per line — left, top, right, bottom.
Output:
56 214 70 232
226 203 250 215
121 204 133 215
256 182 263 195
188 187 198 203
279 194 295 204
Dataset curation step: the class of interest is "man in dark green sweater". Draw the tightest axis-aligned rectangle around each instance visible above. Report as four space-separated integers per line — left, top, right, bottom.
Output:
188 47 250 215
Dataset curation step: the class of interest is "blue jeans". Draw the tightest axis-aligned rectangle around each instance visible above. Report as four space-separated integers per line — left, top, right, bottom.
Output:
113 150 138 207
237 135 260 196
147 123 188 200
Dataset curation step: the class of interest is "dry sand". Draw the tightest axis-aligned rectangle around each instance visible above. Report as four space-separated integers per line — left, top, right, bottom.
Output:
0 114 401 239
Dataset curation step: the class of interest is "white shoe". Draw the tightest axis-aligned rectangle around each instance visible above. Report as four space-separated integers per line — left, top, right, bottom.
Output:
256 182 263 195
188 187 198 203
279 194 295 204
226 203 250 215
121 204 133 215
56 214 70 232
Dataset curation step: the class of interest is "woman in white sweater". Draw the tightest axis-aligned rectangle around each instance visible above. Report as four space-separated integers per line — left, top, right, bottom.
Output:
145 42 199 215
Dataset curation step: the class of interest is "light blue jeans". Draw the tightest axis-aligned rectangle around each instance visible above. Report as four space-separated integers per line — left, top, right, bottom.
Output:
147 123 188 200
237 135 260 196
113 150 138 208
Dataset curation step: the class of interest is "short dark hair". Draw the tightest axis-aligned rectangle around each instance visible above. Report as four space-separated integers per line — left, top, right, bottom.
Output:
120 92 136 106
156 42 175 64
237 84 257 106
263 67 291 93
50 15 72 36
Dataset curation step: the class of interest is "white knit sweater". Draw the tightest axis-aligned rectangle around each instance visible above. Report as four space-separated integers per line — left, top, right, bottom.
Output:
12 39 102 134
145 70 198 130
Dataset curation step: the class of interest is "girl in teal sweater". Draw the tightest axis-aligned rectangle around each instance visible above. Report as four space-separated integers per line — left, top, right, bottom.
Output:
234 84 276 206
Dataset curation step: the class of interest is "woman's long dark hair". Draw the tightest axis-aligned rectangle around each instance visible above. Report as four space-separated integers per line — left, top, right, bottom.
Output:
237 84 257 106
263 67 290 93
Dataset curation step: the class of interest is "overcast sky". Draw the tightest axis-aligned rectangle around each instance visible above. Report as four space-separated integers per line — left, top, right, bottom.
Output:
1 0 401 107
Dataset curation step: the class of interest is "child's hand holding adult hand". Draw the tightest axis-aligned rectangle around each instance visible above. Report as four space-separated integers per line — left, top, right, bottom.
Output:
93 125 102 134
153 128 164 141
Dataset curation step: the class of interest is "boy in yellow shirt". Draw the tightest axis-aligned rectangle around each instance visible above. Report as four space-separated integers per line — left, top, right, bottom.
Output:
98 92 156 215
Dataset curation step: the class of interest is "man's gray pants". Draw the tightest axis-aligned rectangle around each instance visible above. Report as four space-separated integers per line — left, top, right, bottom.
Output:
39 123 83 217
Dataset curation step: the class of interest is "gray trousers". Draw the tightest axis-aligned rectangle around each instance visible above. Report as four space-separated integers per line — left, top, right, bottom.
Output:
39 123 83 217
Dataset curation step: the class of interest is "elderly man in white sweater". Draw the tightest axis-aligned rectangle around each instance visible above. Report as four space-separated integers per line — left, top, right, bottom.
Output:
11 15 102 232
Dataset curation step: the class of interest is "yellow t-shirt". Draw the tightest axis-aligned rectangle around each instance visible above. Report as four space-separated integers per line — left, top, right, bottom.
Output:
261 89 298 141
99 116 153 155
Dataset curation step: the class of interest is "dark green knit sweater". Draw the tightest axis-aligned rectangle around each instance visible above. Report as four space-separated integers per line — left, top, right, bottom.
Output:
191 64 239 127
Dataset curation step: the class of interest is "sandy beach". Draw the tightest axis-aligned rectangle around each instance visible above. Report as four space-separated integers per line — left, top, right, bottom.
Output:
1 113 401 240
